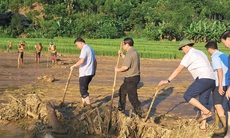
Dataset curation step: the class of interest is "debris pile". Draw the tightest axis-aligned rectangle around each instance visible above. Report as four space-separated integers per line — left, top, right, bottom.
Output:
0 94 215 138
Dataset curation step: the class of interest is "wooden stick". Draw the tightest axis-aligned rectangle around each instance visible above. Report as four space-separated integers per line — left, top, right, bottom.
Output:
106 43 123 136
96 108 102 133
47 47 49 68
62 69 73 103
8 94 25 106
144 86 165 122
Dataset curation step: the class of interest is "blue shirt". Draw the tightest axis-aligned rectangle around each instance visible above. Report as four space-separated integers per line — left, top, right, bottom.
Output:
211 50 228 86
79 44 96 77
228 56 230 86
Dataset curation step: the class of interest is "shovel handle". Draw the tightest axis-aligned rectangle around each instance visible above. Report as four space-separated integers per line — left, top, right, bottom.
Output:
107 43 123 136
62 69 73 103
144 86 165 122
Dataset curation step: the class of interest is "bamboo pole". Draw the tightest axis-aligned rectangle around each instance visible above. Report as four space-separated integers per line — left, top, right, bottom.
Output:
106 43 123 136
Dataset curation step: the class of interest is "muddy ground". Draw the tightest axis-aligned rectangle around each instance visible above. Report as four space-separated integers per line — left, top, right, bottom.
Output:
0 51 221 137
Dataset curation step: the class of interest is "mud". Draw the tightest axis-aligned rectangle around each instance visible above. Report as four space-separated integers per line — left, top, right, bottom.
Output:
0 51 220 137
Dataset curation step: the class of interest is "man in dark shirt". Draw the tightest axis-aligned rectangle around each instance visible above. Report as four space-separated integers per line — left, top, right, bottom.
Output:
115 37 142 117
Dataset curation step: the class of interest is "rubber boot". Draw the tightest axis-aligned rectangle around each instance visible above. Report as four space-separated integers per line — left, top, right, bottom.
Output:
214 116 227 135
214 113 220 129
81 98 85 108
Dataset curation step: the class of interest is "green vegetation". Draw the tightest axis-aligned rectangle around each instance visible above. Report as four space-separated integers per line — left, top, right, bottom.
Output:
0 0 230 41
1 38 228 59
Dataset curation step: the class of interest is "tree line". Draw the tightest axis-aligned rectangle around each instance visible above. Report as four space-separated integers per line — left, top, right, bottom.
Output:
0 0 230 42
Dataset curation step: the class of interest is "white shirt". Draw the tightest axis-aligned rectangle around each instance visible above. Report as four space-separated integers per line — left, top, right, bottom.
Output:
79 44 96 77
180 48 215 80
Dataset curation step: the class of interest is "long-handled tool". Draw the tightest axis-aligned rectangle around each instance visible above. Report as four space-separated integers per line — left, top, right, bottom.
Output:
61 68 73 106
106 43 123 136
47 46 49 68
144 86 165 122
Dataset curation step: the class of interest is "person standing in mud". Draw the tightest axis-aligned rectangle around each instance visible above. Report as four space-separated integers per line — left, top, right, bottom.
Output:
220 30 230 138
48 42 57 66
34 43 43 64
115 37 142 117
7 41 12 52
158 38 215 131
70 37 97 110
205 41 228 135
18 40 26 66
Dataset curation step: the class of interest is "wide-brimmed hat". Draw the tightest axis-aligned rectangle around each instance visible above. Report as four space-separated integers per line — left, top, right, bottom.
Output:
178 38 194 50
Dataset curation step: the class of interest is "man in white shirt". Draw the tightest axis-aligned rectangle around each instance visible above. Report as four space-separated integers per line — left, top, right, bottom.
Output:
71 37 97 110
158 38 215 131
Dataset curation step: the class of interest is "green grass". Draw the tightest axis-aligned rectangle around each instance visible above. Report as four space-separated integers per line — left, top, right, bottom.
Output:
0 37 229 59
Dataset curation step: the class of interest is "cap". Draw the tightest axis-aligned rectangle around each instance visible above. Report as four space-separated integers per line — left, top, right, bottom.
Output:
20 40 25 44
178 38 194 50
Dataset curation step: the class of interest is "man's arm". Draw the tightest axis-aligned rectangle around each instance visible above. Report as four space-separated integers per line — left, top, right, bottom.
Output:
94 59 97 75
70 58 84 70
115 66 128 72
158 64 184 86
217 68 225 95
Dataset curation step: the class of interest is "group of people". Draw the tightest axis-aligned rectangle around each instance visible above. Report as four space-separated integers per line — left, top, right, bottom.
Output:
7 31 230 136
69 31 230 137
70 37 142 115
10 40 58 67
158 30 230 137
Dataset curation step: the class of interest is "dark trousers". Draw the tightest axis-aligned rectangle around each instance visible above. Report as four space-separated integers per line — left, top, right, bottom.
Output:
183 78 215 109
212 86 227 105
119 75 141 110
79 75 93 98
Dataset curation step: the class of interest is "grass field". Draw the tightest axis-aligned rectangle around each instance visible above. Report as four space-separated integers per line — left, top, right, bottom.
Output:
0 37 229 59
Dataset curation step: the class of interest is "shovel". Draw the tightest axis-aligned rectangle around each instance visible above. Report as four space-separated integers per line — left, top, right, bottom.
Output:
60 68 73 107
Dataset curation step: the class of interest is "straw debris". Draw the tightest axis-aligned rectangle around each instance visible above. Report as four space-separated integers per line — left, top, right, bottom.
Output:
0 94 216 138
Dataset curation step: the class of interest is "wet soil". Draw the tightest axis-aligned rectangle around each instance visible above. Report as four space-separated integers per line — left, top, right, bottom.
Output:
0 51 216 137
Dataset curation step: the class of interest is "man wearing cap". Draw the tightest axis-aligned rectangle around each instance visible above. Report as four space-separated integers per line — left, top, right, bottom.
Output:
158 38 215 131
18 40 26 66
